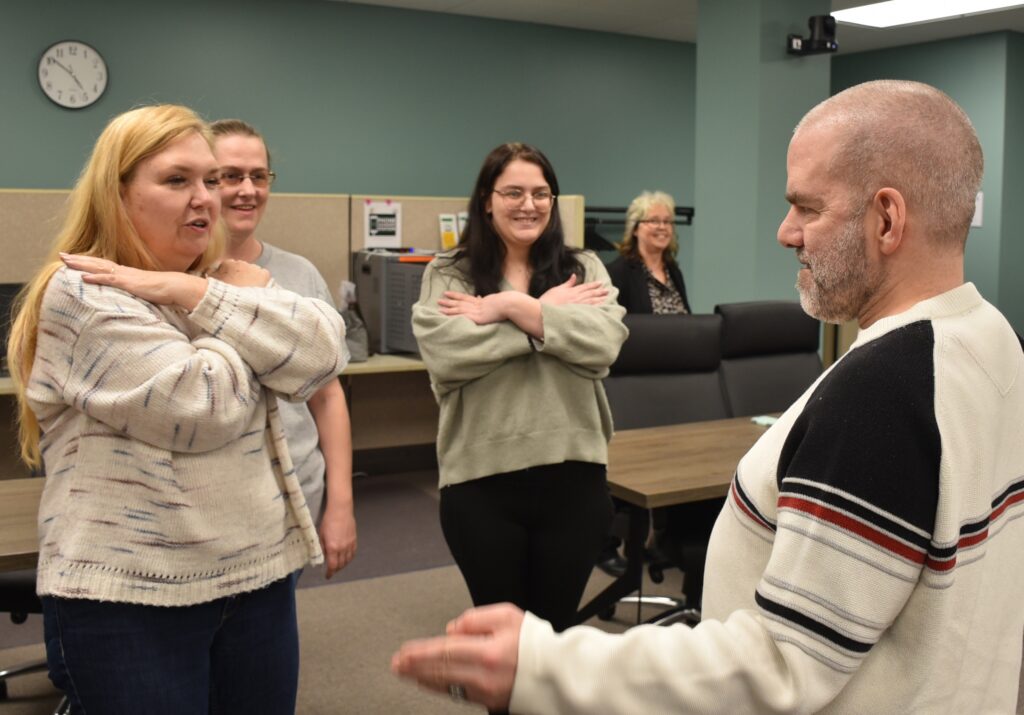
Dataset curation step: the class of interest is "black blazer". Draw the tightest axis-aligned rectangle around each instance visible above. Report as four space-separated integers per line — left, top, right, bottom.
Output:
606 255 691 314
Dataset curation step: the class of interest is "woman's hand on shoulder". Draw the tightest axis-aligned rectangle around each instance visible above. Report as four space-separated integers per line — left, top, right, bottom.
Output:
60 252 207 310
539 274 608 306
207 259 271 288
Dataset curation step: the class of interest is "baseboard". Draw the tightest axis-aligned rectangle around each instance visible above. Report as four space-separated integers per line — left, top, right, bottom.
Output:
353 443 437 476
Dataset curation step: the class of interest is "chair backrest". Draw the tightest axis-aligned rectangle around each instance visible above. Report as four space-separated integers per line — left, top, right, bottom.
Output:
604 313 729 430
715 301 822 417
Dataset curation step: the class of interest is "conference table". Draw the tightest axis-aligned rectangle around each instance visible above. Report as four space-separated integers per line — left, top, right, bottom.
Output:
575 415 773 624
0 477 43 572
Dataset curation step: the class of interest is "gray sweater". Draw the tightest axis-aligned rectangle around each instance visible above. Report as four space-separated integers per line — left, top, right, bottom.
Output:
29 268 346 606
412 250 628 487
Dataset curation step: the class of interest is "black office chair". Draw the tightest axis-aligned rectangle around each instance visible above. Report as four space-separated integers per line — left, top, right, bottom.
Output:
599 313 730 623
603 313 729 429
714 301 822 417
0 569 68 713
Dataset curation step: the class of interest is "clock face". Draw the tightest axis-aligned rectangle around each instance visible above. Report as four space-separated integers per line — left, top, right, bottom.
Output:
38 41 107 109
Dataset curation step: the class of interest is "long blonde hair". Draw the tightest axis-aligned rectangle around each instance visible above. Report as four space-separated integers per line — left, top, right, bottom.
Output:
7 104 224 468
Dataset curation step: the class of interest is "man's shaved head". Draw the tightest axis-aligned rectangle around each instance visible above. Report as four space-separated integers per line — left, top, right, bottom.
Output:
795 80 983 248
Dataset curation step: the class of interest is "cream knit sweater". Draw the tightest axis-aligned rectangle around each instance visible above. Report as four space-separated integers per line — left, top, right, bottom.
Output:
29 268 346 606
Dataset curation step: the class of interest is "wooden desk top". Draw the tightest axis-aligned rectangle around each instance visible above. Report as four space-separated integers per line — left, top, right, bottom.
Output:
341 353 426 376
607 416 772 509
0 477 42 572
0 376 14 396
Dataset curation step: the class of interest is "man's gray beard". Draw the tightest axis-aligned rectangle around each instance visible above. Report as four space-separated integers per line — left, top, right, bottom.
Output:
796 216 882 324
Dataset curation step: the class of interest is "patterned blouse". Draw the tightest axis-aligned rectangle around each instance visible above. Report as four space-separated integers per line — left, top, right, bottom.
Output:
644 264 689 314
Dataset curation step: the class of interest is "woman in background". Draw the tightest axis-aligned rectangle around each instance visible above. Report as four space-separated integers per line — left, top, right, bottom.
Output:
599 190 690 577
412 143 627 647
211 118 356 580
7 104 346 713
607 190 691 314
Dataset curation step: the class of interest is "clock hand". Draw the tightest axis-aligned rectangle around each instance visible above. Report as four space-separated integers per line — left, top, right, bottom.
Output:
52 60 85 91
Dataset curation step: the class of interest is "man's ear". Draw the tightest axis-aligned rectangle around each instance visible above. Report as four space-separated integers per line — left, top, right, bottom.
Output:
869 187 906 256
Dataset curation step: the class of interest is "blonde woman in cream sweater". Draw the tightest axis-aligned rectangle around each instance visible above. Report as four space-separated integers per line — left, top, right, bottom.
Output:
7 105 346 714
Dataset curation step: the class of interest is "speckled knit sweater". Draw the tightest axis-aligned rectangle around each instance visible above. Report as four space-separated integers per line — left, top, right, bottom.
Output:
28 267 346 606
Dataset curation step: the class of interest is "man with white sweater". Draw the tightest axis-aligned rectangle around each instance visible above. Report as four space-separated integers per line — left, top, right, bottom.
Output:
392 80 1024 714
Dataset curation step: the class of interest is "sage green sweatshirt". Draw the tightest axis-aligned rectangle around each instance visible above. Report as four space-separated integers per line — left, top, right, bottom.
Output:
412 250 627 487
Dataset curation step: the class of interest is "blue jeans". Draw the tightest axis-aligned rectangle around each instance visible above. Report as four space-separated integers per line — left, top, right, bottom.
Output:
42 572 300 715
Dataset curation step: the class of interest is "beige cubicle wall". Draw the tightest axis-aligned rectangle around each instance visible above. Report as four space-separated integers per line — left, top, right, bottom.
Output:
257 193 350 304
0 189 350 288
0 189 69 283
0 189 588 463
349 194 586 256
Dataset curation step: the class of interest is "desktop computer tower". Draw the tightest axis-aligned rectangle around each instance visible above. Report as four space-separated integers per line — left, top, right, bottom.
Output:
353 251 431 355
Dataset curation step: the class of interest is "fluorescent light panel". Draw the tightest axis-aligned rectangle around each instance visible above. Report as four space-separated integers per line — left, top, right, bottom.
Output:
833 0 1024 28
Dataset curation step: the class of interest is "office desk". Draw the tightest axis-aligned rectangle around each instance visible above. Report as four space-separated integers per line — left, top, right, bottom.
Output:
341 353 426 377
576 416 771 623
0 478 42 572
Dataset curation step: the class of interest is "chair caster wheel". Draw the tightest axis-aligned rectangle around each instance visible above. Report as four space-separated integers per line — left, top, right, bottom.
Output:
0 680 8 700
649 567 664 584
598 606 616 621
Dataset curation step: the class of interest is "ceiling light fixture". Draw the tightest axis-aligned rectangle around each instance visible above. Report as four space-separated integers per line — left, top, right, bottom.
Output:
832 0 1024 28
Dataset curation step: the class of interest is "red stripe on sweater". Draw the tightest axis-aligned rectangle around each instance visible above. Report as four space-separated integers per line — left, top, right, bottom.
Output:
732 481 772 531
778 495 926 564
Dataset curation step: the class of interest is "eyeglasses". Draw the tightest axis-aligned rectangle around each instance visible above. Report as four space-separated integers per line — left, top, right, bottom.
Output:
493 188 556 208
638 219 674 227
220 170 276 188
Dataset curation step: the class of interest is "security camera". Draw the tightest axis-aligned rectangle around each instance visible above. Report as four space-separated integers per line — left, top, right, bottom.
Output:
787 15 838 56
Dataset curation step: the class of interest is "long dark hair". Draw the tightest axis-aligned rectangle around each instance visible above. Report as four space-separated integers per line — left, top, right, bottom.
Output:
449 142 583 297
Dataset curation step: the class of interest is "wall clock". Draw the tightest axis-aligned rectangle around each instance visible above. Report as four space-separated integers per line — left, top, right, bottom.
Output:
38 40 107 109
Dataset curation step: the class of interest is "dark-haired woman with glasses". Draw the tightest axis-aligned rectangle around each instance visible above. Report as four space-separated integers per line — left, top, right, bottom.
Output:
412 143 628 647
607 190 691 314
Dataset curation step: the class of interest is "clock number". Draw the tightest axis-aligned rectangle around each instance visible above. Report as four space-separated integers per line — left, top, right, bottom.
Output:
41 68 48 78
55 48 64 58
68 45 78 56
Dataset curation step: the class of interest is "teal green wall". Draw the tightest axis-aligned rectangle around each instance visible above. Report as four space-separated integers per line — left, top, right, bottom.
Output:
0 0 695 209
1000 33 1024 333
832 33 1017 329
691 0 832 313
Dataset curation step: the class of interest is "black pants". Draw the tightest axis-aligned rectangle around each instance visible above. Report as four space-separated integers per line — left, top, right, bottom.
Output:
440 461 613 633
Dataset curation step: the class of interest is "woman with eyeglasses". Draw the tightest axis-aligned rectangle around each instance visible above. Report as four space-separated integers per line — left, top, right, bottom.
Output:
597 191 691 579
607 190 691 314
6 105 346 713
412 143 628 653
210 119 357 582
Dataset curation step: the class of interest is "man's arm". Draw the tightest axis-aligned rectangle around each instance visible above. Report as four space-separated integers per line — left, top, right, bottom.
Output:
308 378 356 579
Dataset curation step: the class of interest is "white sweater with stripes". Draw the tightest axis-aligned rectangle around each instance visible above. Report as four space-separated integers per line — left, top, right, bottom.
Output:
511 282 1024 714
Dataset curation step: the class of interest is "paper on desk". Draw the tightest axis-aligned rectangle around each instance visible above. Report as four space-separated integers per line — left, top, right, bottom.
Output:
750 415 778 426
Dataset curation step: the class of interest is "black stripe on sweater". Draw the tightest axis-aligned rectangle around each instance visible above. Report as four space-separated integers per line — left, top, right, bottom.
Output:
755 590 873 655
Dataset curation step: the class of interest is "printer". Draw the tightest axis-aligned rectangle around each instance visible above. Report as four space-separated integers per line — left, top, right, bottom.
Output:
353 250 433 355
